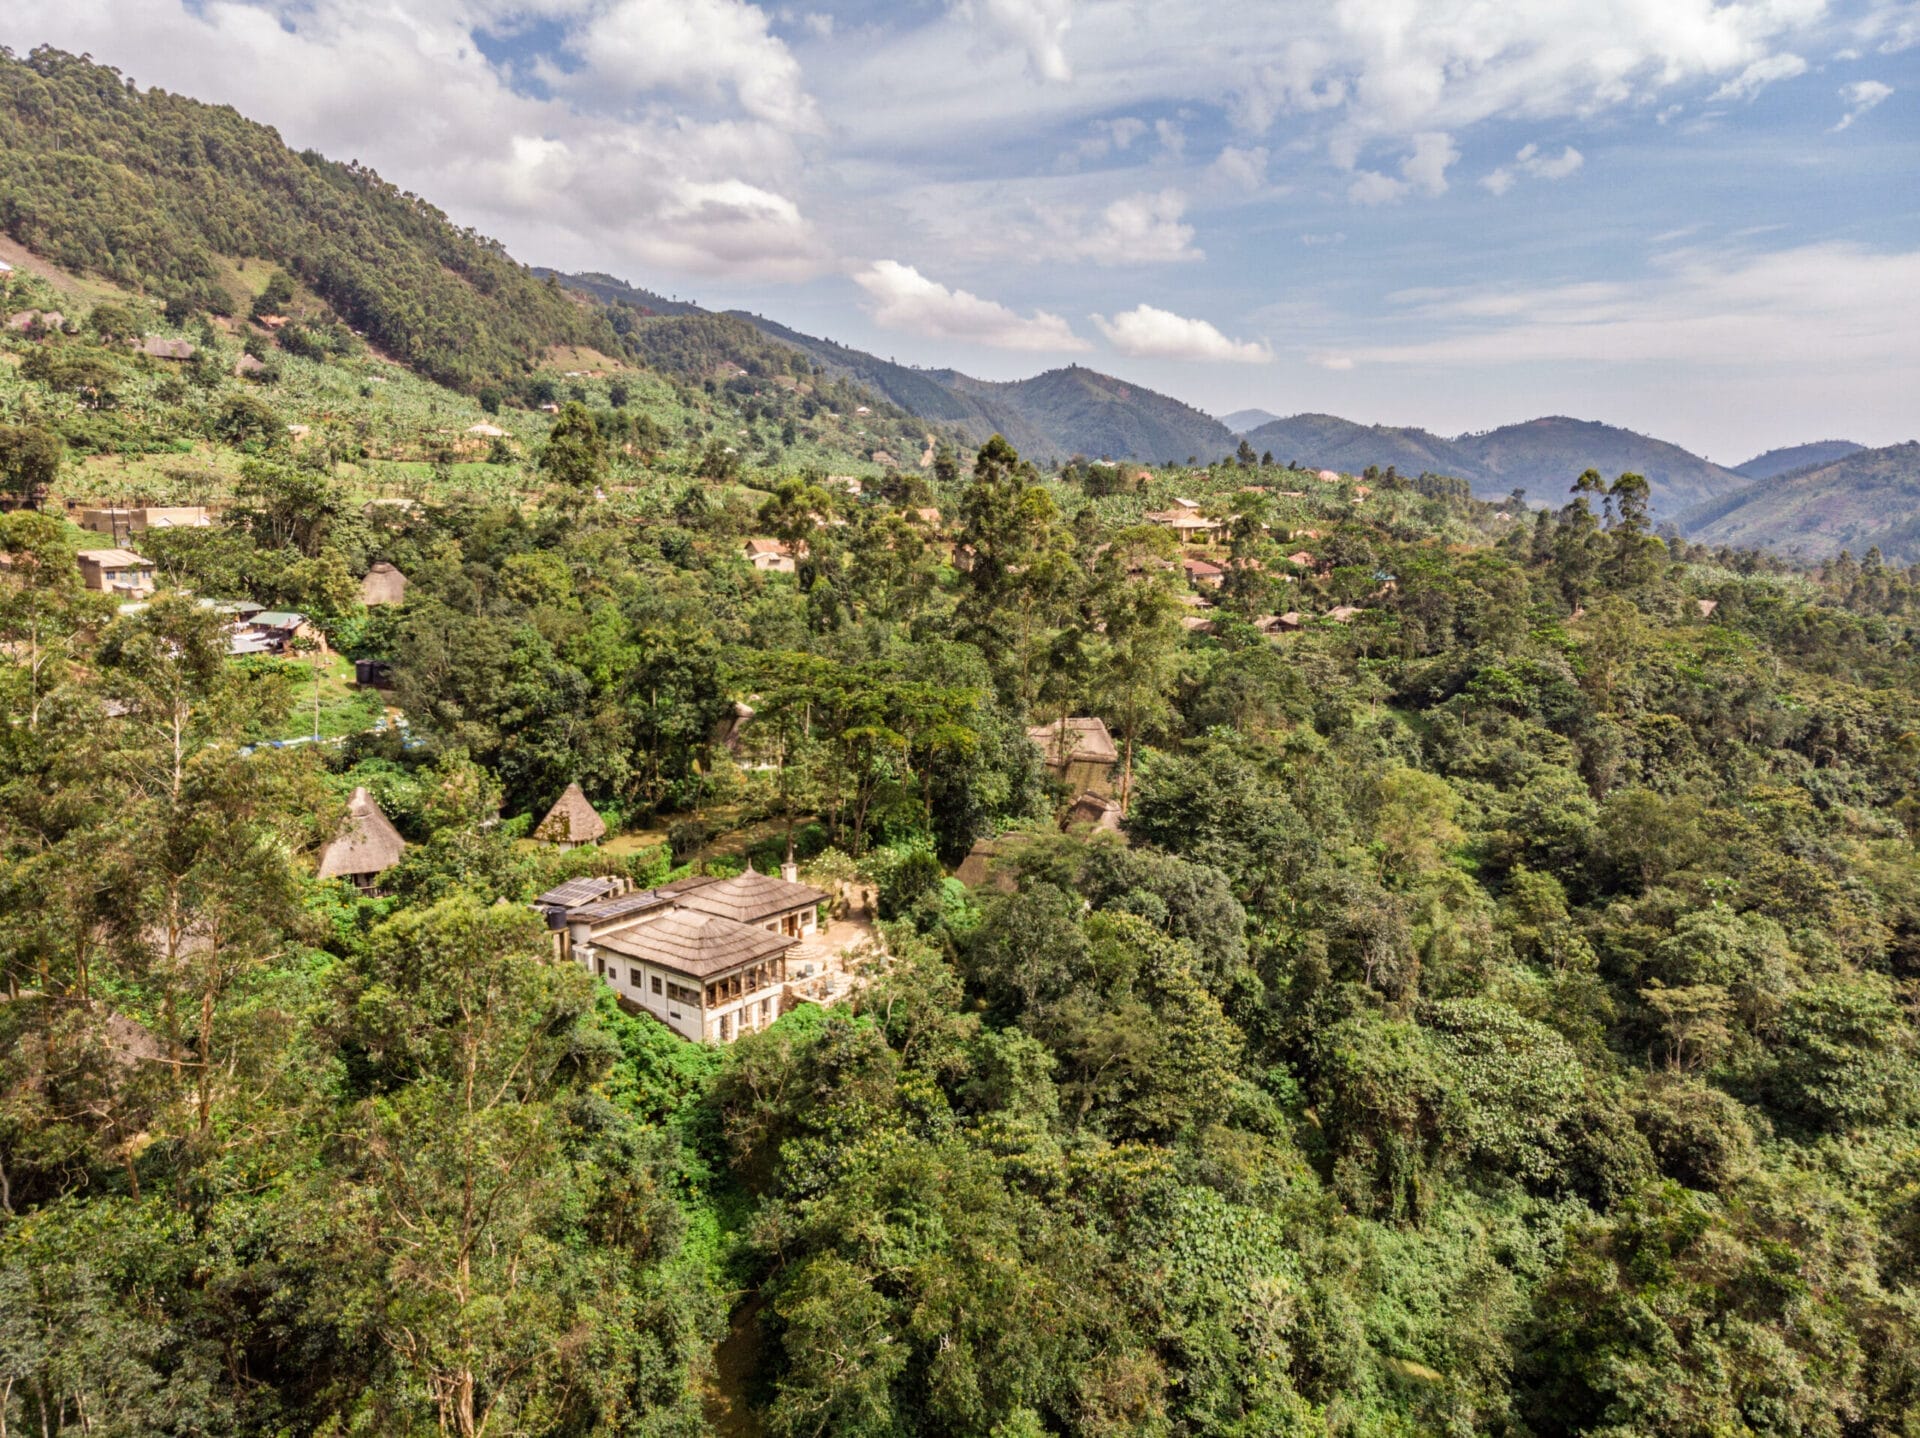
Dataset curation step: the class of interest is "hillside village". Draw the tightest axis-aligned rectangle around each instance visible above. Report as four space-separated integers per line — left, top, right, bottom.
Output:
5 43 1920 1438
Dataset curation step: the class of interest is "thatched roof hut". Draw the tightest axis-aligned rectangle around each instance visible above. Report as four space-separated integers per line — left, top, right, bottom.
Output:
535 783 607 849
317 787 406 886
360 562 408 607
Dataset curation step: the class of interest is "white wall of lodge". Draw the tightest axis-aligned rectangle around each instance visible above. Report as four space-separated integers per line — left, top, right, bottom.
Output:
577 946 785 1042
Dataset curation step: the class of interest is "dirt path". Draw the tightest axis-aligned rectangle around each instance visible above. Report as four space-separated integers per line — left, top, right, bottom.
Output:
702 1291 767 1438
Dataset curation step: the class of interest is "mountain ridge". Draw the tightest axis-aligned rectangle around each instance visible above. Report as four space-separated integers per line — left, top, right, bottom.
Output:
1241 411 1753 516
1732 440 1866 481
1681 441 1920 563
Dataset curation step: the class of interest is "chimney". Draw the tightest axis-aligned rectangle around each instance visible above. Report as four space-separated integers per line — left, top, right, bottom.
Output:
781 860 800 884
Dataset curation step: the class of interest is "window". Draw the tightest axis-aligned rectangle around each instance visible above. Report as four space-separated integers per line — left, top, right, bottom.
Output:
651 975 662 995
629 968 642 988
666 982 700 1007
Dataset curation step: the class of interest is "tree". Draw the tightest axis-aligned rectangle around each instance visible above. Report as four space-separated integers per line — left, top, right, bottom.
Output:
0 423 64 503
1090 526 1182 813
538 400 607 489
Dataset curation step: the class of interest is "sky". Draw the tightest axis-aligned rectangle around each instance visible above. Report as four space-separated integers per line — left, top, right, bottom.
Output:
2 0 1916 461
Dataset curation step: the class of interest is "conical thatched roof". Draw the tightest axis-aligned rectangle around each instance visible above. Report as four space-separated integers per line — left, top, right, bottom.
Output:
317 788 406 880
535 782 606 845
360 562 408 606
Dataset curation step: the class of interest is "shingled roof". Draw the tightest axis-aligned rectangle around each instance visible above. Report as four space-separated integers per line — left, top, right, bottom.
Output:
594 910 797 980
675 867 828 926
535 783 607 845
317 788 406 880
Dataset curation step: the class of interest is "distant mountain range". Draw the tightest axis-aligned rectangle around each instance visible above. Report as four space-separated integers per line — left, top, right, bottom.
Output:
1731 440 1866 481
1220 408 1282 434
550 271 1236 464
1240 413 1753 516
1680 442 1920 563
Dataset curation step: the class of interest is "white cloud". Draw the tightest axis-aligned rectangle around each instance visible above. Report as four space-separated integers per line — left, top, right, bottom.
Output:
821 0 1832 204
1709 52 1809 101
1483 141 1584 194
1858 1 1920 54
1349 170 1410 204
1092 304 1272 362
854 260 1088 350
1069 190 1202 264
1340 242 1920 373
1209 145 1270 192
552 0 821 132
1349 130 1457 203
0 0 830 282
1401 131 1460 194
1833 79 1894 129
953 0 1076 82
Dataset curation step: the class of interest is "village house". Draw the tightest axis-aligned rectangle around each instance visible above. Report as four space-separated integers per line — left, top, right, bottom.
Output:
1182 556 1225 589
245 610 325 656
80 506 210 538
535 782 607 850
1144 499 1224 543
743 538 799 574
1027 716 1120 795
75 548 156 596
138 337 195 361
317 787 406 892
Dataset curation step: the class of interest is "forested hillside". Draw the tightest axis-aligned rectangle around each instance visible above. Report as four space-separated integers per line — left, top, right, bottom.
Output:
1242 412 1464 480
0 47 619 393
550 272 1240 464
6 48 1920 1438
1685 440 1920 563
8 231 1920 1428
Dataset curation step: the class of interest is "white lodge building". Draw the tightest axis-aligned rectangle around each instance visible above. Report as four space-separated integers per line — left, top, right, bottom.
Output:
534 865 831 1044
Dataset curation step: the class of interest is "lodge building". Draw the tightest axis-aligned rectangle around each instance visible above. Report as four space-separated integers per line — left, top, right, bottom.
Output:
533 864 830 1044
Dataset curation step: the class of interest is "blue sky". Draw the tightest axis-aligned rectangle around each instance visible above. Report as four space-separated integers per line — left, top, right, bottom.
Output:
3 0 1915 459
